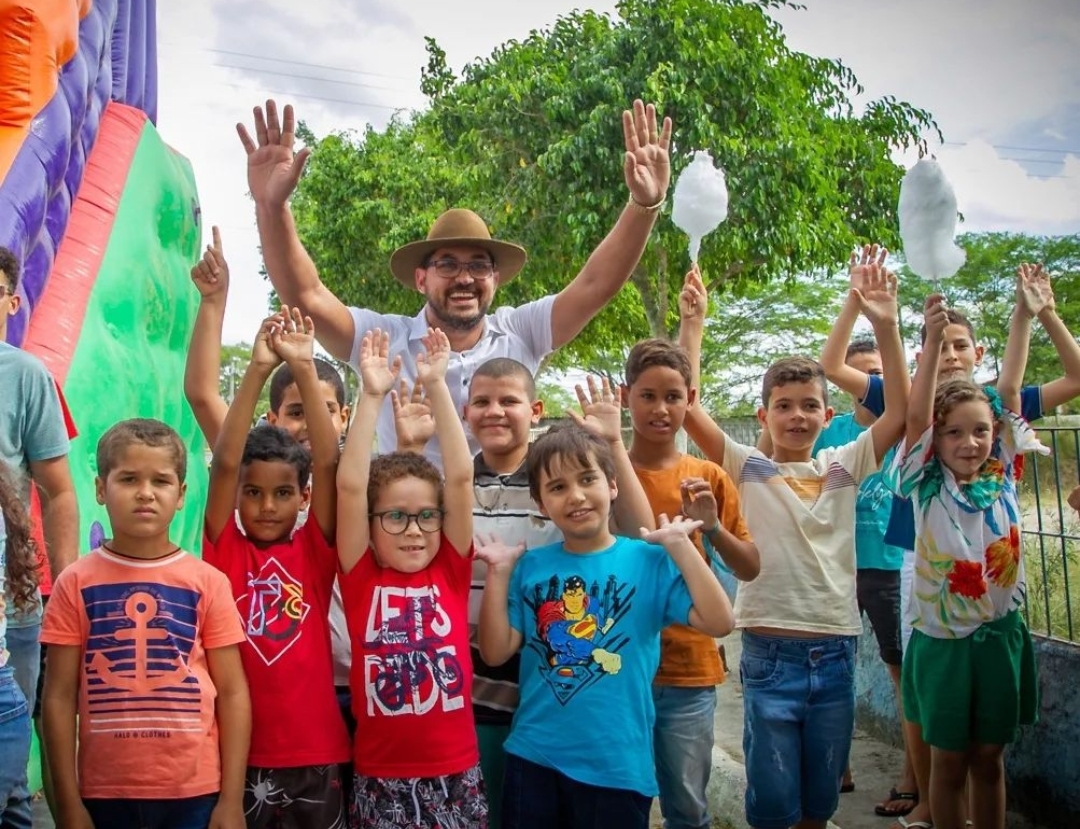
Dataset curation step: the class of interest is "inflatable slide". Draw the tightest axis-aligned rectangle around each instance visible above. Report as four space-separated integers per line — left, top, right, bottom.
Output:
0 0 204 796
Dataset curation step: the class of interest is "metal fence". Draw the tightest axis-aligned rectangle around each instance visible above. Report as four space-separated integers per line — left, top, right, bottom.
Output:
1021 424 1080 643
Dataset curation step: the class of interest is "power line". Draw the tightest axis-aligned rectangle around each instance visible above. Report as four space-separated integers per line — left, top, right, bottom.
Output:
221 82 414 112
944 140 1080 157
214 63 412 94
161 41 414 82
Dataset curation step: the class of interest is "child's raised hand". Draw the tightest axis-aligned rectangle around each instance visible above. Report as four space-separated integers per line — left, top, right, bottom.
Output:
416 327 451 384
270 305 315 365
359 329 402 398
678 264 708 326
923 293 950 344
1016 262 1055 317
251 314 285 371
391 379 435 451
640 513 704 547
852 261 898 326
848 243 887 295
474 532 527 574
567 376 622 445
190 225 230 299
680 477 719 530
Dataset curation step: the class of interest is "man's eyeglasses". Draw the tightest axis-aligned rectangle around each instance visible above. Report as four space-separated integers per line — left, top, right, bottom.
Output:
427 258 495 281
370 509 444 535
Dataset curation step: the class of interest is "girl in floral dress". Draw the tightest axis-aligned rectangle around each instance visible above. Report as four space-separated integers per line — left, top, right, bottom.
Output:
886 295 1044 829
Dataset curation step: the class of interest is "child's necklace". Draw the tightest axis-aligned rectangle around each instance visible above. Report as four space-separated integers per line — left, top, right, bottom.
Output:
102 542 182 562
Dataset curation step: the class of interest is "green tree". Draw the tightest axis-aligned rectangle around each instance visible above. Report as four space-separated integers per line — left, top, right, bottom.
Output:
220 343 272 422
291 0 937 371
895 232 1080 409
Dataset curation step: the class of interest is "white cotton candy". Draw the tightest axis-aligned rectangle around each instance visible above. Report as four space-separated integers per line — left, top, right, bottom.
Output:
671 150 729 263
898 159 966 281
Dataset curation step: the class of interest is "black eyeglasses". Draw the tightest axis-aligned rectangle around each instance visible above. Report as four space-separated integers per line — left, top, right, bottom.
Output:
427 258 495 281
370 509 444 534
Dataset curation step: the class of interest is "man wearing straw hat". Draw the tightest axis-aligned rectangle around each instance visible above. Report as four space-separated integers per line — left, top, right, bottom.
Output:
238 98 672 465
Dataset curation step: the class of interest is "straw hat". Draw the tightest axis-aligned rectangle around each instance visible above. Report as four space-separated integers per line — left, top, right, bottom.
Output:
389 209 528 288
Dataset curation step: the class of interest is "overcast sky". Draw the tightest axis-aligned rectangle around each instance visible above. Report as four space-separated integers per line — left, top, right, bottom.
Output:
155 0 1080 346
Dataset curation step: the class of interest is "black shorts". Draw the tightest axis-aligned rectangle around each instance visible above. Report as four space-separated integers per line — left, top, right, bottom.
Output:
856 568 903 666
244 763 349 829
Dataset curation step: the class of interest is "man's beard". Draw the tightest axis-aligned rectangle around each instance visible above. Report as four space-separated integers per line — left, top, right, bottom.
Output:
428 293 490 331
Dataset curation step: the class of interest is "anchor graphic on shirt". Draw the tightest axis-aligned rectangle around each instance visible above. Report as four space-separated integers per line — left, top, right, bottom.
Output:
87 591 190 691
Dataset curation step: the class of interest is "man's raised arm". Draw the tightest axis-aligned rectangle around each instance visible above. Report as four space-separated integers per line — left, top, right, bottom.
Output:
237 100 356 361
550 100 672 349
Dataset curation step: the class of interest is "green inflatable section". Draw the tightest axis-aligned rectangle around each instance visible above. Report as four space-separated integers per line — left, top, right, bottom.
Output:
63 121 206 558
25 121 205 801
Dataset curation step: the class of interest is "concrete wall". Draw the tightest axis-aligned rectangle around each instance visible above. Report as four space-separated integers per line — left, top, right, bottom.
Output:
853 620 1080 827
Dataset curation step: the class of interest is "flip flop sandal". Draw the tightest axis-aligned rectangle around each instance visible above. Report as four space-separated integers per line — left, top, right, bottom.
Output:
875 787 918 817
840 781 855 793
896 818 933 829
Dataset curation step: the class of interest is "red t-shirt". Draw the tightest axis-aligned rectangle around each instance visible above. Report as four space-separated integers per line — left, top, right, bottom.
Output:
341 536 478 777
203 518 350 767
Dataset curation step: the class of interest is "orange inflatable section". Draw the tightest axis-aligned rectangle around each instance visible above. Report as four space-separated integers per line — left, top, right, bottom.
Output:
0 0 91 182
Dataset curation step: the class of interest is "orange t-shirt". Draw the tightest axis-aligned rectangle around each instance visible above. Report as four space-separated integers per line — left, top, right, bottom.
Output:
40 547 245 799
633 454 750 686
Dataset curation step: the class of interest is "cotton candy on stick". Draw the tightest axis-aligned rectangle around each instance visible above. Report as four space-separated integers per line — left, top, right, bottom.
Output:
898 159 966 289
671 150 729 264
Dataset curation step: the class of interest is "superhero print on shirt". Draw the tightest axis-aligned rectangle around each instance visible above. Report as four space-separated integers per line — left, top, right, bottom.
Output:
526 573 632 705
80 582 203 739
361 584 465 717
242 556 310 666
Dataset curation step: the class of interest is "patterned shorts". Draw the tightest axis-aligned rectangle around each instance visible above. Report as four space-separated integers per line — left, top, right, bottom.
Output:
244 763 350 829
350 762 488 828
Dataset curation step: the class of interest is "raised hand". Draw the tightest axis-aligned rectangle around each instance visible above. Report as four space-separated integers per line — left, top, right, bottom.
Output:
190 226 229 299
923 294 950 345
251 314 285 371
391 379 435 451
567 376 622 444
236 99 311 208
415 328 451 385
640 513 704 547
474 532 527 574
1016 262 1054 317
848 243 887 295
358 329 402 398
852 262 899 326
623 99 673 207
680 478 719 530
678 264 708 327
270 305 315 365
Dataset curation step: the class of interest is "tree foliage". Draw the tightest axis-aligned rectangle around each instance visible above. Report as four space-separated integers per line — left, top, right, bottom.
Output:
219 343 272 422
895 232 1080 409
291 0 938 371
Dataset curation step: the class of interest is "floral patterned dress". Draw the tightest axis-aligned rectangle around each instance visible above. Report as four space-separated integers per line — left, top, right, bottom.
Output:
885 410 1048 639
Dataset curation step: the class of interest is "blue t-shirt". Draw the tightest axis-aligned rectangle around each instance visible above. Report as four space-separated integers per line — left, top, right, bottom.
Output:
813 412 904 571
0 343 70 627
860 375 1043 550
505 536 693 796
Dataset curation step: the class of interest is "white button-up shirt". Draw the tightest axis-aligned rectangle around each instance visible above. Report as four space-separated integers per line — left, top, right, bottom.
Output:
348 296 556 468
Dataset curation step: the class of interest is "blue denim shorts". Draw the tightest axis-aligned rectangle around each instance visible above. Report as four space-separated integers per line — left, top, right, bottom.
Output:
0 665 32 812
740 631 856 829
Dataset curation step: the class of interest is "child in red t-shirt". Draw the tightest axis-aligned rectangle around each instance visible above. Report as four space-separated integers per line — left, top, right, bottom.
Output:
202 308 350 828
337 327 485 829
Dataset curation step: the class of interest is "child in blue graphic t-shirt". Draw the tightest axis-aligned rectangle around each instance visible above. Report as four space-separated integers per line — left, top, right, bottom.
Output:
476 421 735 829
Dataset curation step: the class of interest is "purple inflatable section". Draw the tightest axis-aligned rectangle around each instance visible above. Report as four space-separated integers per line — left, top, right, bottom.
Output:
1 0 158 347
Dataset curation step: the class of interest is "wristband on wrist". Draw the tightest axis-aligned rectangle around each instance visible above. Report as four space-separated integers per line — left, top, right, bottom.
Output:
626 195 666 215
703 521 721 537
